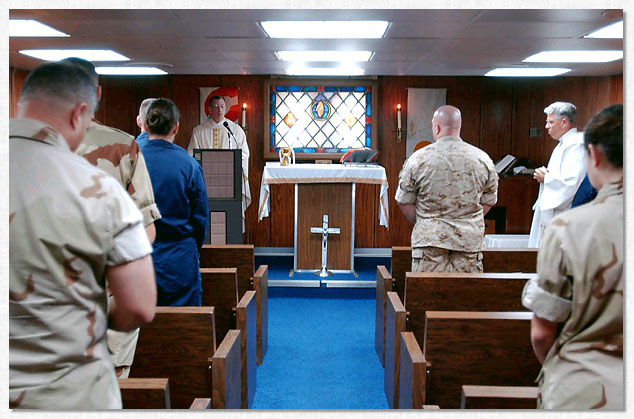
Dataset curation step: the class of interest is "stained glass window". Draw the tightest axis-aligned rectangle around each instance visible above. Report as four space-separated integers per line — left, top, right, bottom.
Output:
268 84 373 156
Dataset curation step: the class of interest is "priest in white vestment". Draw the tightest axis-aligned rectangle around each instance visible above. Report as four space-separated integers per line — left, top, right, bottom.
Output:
188 95 251 232
528 102 586 248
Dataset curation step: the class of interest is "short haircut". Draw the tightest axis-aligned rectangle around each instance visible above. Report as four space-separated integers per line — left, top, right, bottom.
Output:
19 61 98 113
584 104 622 168
60 57 99 87
146 98 180 136
209 95 225 105
544 102 577 124
139 98 156 121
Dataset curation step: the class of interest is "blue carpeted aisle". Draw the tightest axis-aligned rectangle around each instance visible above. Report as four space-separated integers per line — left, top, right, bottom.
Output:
251 256 389 409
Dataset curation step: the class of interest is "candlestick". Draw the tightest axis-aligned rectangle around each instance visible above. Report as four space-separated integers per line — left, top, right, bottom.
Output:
242 103 247 130
397 104 402 129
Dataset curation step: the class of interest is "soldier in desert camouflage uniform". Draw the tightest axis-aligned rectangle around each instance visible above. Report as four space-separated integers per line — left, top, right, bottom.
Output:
9 62 156 409
522 104 623 409
63 57 161 379
395 105 498 272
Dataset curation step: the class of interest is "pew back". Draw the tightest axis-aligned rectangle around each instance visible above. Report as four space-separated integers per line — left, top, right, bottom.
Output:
200 244 254 299
461 385 538 409
130 307 216 409
201 267 238 343
423 311 540 409
119 378 170 409
391 246 538 304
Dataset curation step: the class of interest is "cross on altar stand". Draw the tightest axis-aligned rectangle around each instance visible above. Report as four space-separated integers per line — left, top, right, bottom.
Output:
310 214 340 277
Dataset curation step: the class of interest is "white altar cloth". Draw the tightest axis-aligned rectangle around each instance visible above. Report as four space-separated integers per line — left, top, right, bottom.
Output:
484 234 530 248
257 163 390 227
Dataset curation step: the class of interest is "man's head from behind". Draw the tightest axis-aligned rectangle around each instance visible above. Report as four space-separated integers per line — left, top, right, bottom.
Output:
60 57 101 101
137 98 156 131
544 101 576 141
18 61 98 151
209 95 226 123
431 105 462 141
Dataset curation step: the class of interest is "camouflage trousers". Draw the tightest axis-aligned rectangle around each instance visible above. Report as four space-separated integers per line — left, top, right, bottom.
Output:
411 246 483 273
107 328 139 378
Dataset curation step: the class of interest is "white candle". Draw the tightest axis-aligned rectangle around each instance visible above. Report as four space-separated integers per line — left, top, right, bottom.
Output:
397 104 402 130
242 103 247 129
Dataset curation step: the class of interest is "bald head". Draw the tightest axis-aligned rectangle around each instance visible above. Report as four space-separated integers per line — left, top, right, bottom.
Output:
432 105 462 140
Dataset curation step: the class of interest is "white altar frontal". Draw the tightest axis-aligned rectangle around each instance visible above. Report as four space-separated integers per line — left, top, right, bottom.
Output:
258 162 389 273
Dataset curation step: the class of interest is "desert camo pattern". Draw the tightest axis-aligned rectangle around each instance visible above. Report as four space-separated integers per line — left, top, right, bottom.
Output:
522 180 623 409
411 246 483 273
395 135 498 258
9 118 151 409
77 121 161 227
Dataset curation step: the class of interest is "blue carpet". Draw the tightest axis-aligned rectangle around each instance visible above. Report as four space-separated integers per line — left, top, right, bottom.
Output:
251 255 389 409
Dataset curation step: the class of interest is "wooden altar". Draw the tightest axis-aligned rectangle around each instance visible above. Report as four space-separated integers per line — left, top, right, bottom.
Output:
258 163 389 272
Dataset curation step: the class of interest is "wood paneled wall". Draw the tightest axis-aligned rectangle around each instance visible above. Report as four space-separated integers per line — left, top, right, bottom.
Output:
10 69 622 248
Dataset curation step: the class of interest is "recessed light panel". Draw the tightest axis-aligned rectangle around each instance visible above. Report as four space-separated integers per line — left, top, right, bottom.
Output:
9 19 70 37
285 65 365 76
96 67 167 75
523 50 623 63
19 49 130 62
262 21 388 39
486 68 571 77
584 21 623 39
277 50 372 62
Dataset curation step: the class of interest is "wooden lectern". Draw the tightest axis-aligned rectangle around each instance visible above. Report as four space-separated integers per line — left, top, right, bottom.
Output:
193 149 242 244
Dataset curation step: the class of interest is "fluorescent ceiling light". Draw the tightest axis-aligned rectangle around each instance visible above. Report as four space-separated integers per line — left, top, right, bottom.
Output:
96 67 167 75
486 68 571 77
524 50 623 63
584 21 623 38
9 19 70 37
285 65 365 76
19 49 130 62
277 50 372 62
262 20 388 39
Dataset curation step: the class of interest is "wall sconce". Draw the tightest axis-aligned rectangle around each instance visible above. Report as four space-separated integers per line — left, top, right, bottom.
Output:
241 102 248 134
396 104 402 142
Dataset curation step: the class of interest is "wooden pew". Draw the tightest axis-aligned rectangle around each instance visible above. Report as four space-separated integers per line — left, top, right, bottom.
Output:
405 272 533 347
423 311 541 409
397 332 426 409
374 265 392 366
200 244 254 299
212 329 242 409
384 291 406 409
391 246 538 304
461 385 538 409
119 378 170 409
200 244 269 364
200 267 238 343
190 398 211 409
252 264 269 365
235 290 257 408
129 307 216 409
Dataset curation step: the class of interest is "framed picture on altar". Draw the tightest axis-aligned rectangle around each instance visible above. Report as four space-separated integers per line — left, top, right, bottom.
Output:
263 79 377 161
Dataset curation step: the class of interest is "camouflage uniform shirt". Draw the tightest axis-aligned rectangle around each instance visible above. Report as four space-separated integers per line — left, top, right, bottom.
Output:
522 180 623 409
395 135 498 252
9 119 153 409
76 121 161 227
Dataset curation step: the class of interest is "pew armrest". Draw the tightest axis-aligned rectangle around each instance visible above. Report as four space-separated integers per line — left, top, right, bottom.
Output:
461 385 539 409
190 398 212 409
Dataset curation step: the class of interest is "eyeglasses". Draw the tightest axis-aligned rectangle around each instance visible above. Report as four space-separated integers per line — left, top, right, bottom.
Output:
210 104 225 109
